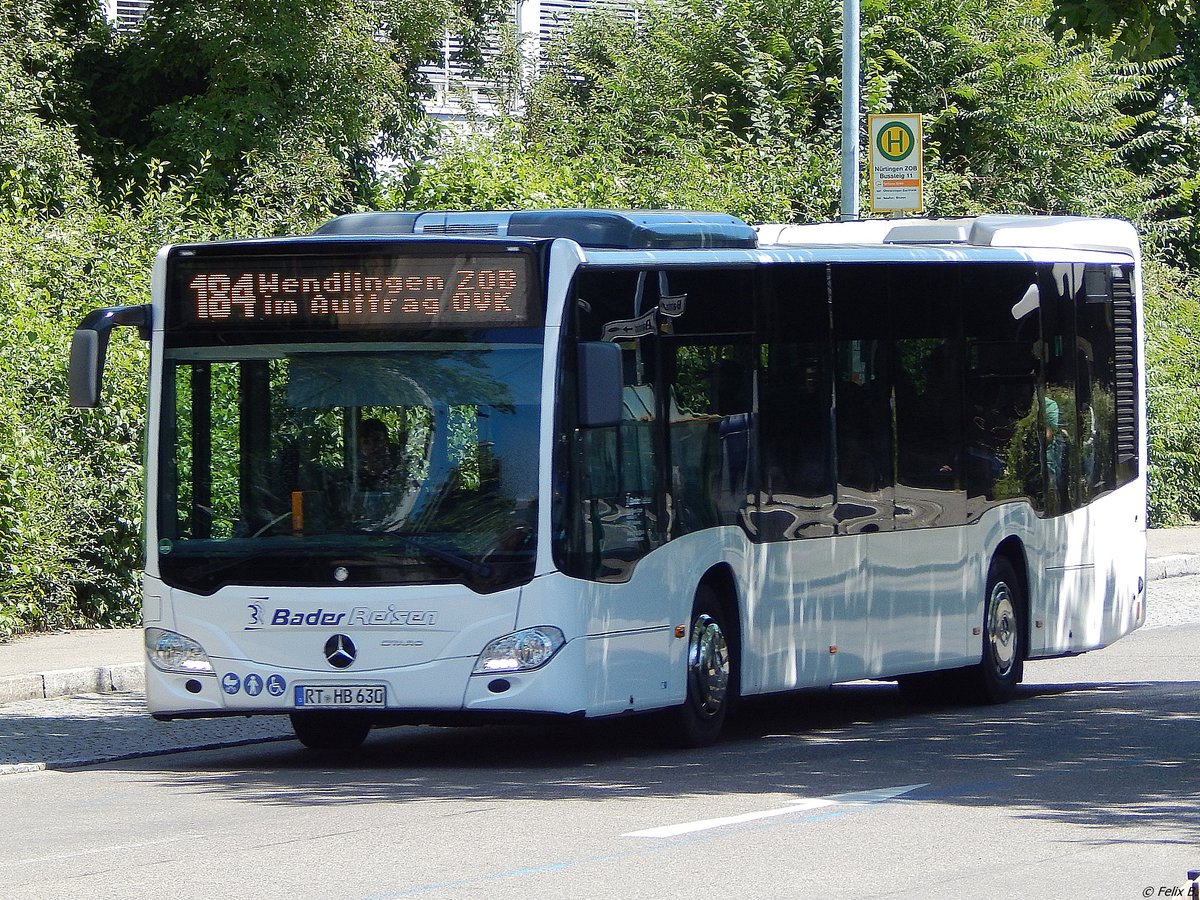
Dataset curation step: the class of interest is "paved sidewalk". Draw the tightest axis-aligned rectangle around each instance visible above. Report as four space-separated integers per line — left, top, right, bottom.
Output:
1145 526 1200 580
0 628 142 706
1 527 1198 707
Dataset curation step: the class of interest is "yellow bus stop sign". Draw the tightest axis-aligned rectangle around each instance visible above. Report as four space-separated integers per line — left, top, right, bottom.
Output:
869 114 923 213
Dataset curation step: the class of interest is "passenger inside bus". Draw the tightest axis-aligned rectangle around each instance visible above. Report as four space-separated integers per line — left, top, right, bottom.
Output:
358 417 407 490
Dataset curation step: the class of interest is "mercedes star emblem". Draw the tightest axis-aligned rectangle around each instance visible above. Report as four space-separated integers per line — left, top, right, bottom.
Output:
323 634 357 669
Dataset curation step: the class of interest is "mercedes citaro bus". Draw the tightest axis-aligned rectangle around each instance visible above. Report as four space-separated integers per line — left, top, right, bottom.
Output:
70 209 1146 749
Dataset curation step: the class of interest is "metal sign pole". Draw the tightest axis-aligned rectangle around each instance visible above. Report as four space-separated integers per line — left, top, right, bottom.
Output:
840 0 860 221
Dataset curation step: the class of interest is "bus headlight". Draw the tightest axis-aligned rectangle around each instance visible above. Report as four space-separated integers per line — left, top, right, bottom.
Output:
146 628 215 675
473 627 565 674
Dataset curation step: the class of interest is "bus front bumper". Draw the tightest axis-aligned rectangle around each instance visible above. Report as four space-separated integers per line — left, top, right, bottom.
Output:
145 637 591 721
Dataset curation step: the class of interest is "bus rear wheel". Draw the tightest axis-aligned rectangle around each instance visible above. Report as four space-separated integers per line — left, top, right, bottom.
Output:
662 584 736 747
965 556 1025 704
289 711 372 750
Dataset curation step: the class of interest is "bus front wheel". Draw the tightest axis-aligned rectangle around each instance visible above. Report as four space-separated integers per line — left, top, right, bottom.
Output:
289 711 372 750
663 584 736 747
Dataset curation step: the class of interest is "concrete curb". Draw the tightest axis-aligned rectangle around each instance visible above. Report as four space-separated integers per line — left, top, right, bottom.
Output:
0 662 144 707
9 734 296 775
1147 554 1200 582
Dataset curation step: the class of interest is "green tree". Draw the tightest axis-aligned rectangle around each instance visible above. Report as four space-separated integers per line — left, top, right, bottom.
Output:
0 0 526 637
397 0 1159 223
1144 258 1200 524
1048 0 1200 266
0 167 343 640
0 0 94 214
862 0 1159 220
62 0 506 207
396 0 848 221
1048 0 1191 60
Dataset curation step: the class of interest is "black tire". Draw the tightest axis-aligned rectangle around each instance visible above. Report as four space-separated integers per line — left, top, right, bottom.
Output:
289 711 372 750
964 556 1025 704
662 583 737 747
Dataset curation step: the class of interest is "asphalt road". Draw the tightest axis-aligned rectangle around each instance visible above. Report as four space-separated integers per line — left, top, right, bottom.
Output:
1 578 1198 899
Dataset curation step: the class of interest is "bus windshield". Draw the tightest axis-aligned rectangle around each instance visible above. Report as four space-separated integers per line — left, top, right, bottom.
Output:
157 341 543 595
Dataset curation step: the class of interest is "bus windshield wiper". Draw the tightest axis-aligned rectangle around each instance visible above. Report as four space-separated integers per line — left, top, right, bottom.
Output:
381 532 493 579
184 549 287 583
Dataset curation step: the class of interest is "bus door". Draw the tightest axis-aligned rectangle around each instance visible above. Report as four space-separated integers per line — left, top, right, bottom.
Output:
565 269 668 584
868 263 973 676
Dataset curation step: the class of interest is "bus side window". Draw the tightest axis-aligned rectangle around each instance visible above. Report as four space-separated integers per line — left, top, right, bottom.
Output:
889 263 966 529
669 347 754 533
1076 264 1118 501
962 264 1043 516
831 264 894 534
1040 264 1081 516
662 266 756 536
755 265 835 540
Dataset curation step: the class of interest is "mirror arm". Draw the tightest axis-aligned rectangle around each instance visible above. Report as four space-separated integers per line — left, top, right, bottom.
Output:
77 304 152 341
69 304 152 408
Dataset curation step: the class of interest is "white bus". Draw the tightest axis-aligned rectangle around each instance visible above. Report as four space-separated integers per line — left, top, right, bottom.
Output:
70 210 1147 749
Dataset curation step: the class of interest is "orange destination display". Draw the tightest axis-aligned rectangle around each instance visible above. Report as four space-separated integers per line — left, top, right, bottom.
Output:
166 243 538 332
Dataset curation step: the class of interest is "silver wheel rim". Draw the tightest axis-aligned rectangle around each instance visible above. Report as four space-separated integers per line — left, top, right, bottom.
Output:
688 614 729 718
987 582 1017 678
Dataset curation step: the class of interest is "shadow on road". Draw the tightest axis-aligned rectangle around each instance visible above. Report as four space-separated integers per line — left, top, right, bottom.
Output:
88 675 1200 843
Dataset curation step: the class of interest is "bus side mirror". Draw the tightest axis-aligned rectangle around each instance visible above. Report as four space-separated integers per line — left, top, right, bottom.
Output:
577 341 622 428
69 305 151 408
69 329 103 408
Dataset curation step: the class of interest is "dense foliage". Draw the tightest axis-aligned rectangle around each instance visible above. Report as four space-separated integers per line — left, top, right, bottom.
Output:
401 0 1160 222
1144 260 1200 524
1 0 1198 636
1049 0 1192 61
